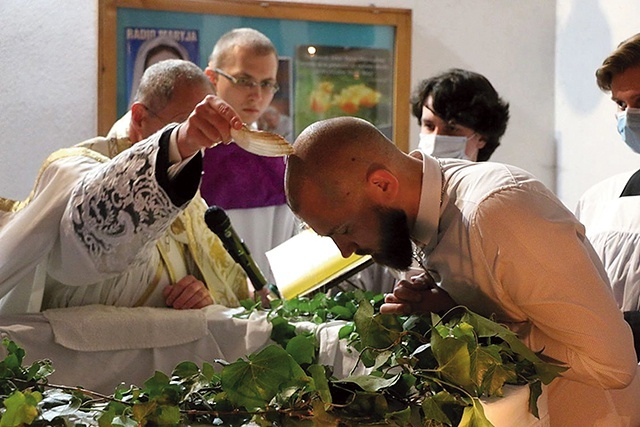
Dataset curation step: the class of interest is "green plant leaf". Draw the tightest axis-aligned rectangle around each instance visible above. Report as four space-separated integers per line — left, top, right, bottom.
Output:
354 300 402 349
458 398 494 427
528 380 543 419
286 334 317 365
0 390 42 427
270 315 297 348
422 394 453 425
471 346 516 396
328 305 353 320
172 361 200 379
143 371 170 397
39 391 82 421
338 322 354 340
336 373 401 393
201 362 217 383
221 344 310 409
431 332 474 392
307 364 331 404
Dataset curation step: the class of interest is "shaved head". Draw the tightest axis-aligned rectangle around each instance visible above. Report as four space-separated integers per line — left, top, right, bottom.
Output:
285 116 398 212
285 117 418 270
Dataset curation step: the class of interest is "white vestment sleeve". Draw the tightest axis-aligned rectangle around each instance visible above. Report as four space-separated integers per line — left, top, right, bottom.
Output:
0 155 96 312
48 133 182 286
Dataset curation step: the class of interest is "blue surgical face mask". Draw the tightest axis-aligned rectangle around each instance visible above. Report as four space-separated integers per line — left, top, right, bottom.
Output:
616 107 640 154
418 133 472 160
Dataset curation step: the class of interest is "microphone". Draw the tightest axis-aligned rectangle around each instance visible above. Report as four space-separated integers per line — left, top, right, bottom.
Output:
204 205 281 298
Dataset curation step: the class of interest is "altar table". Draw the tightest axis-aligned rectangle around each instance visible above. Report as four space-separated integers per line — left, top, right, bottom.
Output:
0 304 548 426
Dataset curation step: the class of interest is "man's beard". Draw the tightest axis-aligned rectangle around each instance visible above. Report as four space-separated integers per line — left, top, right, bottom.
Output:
367 206 413 271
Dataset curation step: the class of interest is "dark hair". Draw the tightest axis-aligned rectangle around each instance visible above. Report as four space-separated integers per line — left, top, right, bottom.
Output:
596 33 640 92
410 68 510 161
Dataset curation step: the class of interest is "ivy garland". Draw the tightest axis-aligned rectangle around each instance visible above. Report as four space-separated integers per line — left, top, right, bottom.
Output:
0 290 566 426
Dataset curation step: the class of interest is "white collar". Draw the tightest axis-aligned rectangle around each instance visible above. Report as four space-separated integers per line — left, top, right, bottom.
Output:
410 150 442 253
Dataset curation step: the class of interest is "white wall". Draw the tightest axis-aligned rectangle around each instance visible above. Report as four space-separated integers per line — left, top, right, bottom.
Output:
0 0 98 200
0 1 556 205
556 0 640 208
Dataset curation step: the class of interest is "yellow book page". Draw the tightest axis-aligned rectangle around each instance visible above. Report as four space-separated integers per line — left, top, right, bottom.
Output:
266 229 370 299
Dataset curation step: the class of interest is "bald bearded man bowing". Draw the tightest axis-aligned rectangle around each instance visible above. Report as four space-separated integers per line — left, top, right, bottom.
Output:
285 116 640 426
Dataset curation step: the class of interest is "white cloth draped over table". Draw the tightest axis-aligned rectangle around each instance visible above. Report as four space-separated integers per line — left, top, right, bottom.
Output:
0 305 547 426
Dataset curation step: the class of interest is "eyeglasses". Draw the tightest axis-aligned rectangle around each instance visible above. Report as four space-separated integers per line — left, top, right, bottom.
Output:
214 68 279 94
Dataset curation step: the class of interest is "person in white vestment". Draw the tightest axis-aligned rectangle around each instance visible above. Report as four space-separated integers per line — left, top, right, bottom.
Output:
0 59 252 313
201 28 297 285
576 33 640 362
286 116 640 426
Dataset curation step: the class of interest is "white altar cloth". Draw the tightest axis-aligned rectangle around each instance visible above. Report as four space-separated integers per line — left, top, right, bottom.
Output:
0 305 547 426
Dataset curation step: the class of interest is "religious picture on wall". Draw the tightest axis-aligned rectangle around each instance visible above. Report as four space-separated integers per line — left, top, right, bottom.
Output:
294 45 393 139
258 57 294 143
125 27 200 108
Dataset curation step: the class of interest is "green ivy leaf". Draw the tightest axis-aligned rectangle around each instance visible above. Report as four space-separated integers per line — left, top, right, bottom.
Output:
336 373 401 393
286 334 316 365
172 361 200 379
154 404 182 425
307 364 332 405
270 315 297 348
39 391 82 421
221 344 310 409
528 380 543 419
431 332 474 392
0 390 42 427
26 359 53 382
201 362 218 383
458 398 493 427
328 305 353 320
131 401 157 422
110 415 138 427
471 346 515 396
422 393 453 425
385 405 412 426
533 360 569 385
338 322 354 339
354 300 402 349
143 371 171 398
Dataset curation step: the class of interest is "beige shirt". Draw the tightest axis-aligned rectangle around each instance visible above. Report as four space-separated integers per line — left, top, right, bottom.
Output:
412 152 640 425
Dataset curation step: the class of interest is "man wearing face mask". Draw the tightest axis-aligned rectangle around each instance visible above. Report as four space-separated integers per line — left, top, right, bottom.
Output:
576 32 640 359
411 68 510 161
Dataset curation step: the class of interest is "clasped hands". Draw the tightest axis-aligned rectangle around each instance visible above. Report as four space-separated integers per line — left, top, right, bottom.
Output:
380 270 457 316
163 275 213 310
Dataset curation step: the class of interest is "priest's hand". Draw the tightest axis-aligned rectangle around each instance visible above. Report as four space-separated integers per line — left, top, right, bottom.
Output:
163 275 214 309
380 272 456 315
176 95 243 159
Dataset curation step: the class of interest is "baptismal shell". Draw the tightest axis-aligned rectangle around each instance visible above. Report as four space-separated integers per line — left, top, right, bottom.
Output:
230 124 293 157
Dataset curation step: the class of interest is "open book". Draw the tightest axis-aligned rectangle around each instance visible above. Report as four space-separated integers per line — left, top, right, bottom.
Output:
266 229 373 299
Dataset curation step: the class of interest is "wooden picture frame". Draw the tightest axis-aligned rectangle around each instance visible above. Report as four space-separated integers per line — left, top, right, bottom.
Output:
98 0 412 151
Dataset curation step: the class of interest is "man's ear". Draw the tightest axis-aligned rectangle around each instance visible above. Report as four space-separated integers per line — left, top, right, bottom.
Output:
366 168 399 203
129 102 146 141
130 103 146 127
204 67 218 88
475 135 487 149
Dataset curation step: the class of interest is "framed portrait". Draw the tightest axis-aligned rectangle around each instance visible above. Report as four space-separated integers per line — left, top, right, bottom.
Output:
98 0 412 151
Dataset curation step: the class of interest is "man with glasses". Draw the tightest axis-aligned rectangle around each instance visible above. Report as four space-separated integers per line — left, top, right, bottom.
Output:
202 28 296 284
